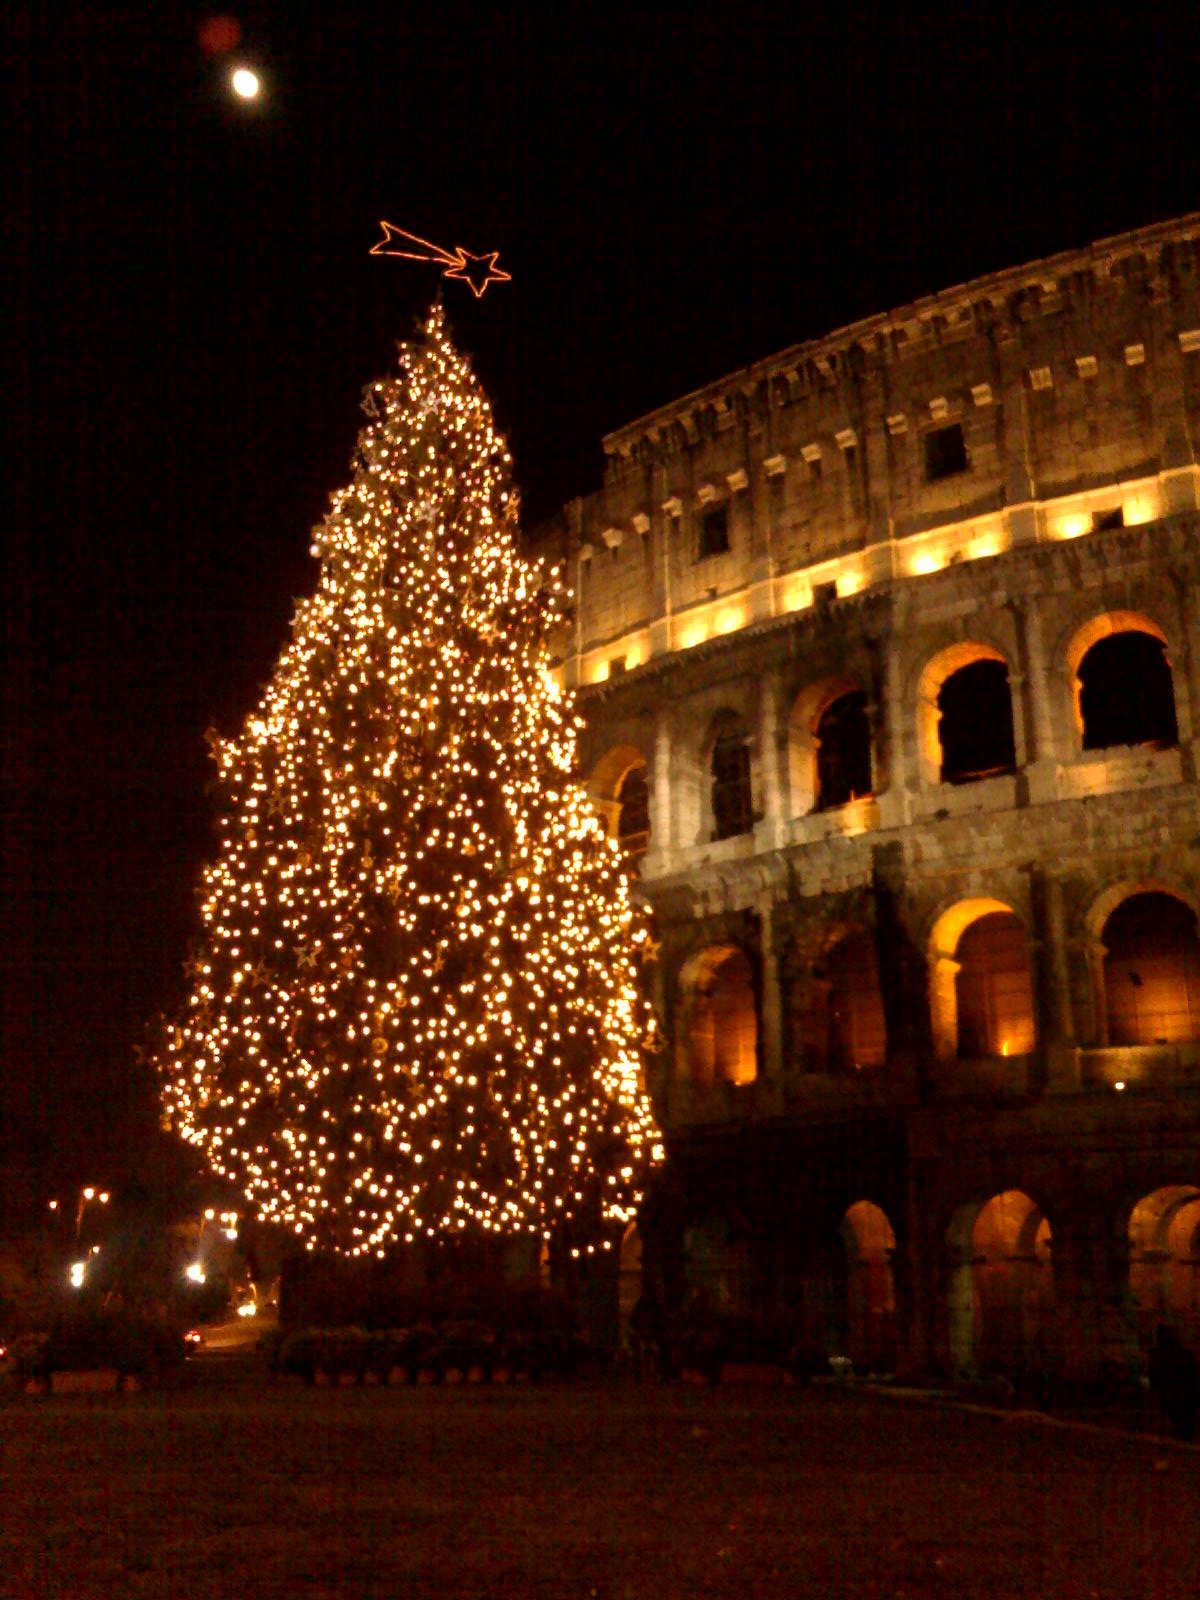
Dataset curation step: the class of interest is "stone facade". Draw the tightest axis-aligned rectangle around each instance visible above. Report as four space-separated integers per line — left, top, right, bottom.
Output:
533 215 1200 1382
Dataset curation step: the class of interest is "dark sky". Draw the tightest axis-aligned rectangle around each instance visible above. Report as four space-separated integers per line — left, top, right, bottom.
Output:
5 1 1197 1181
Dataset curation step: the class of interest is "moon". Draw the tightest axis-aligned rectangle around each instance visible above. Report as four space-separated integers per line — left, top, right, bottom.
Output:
231 66 261 99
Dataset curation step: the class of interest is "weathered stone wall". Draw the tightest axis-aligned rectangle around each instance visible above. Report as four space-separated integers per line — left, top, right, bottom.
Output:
538 214 1200 1382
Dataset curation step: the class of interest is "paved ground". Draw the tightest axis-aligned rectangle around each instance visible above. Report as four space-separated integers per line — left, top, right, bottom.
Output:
2 1377 1197 1599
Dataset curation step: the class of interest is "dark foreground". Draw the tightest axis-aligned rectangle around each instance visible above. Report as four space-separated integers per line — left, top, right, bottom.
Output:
2 1377 1197 1599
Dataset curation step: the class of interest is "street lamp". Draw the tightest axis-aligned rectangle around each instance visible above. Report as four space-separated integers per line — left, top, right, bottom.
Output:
75 1185 110 1245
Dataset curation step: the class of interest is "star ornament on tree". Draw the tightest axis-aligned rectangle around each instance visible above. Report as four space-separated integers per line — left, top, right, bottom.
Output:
370 223 511 299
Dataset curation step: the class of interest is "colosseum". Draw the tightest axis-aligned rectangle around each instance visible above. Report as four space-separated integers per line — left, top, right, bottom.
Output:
532 212 1200 1383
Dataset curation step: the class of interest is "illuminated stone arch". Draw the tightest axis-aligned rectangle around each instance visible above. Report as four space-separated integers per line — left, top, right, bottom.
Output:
703 710 755 842
838 1201 898 1373
791 924 887 1072
1084 882 1200 1046
586 743 649 850
786 676 873 815
1128 1186 1200 1353
1064 610 1179 751
675 943 759 1088
945 1190 1054 1377
913 640 1018 788
927 897 1035 1061
670 705 757 848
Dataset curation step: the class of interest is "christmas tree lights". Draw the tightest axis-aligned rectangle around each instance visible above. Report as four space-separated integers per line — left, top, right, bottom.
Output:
159 306 662 1257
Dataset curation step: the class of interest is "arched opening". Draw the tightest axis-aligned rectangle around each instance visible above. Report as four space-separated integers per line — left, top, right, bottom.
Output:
938 660 1017 784
1102 892 1200 1045
954 912 1037 1059
1065 609 1182 759
947 1191 1053 1376
1077 628 1178 752
677 945 758 1088
928 899 1035 1061
839 1202 898 1373
814 690 873 810
1128 1187 1200 1354
587 744 649 843
916 642 1017 788
711 725 754 840
615 762 650 858
826 929 888 1070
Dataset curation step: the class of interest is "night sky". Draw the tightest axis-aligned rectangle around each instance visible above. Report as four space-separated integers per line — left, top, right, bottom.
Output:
5 2 1197 1184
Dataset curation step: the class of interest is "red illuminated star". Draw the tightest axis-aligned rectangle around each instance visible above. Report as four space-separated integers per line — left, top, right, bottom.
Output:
442 248 511 299
370 223 511 298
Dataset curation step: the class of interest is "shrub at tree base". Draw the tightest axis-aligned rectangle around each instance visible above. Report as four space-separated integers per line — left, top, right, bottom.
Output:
270 1283 584 1386
675 1311 823 1387
6 1309 185 1390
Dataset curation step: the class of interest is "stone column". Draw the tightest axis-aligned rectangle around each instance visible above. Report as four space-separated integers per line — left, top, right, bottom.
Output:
875 617 911 830
871 842 929 1099
1051 1206 1138 1387
1017 597 1061 804
758 897 784 1083
1172 572 1200 780
755 669 786 850
1026 865 1079 1092
642 709 673 872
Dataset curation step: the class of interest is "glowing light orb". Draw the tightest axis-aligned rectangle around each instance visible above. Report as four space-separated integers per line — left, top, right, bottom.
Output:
231 67 260 99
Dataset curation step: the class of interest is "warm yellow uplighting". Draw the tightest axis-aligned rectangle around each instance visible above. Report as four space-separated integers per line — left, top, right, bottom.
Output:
231 67 260 99
1053 512 1091 540
910 552 945 576
1123 492 1157 526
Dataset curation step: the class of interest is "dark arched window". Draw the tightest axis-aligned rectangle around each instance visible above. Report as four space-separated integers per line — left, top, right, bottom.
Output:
616 763 650 857
955 912 1035 1058
711 729 753 840
1103 892 1200 1044
815 691 873 810
938 661 1016 784
1079 633 1178 751
826 930 888 1069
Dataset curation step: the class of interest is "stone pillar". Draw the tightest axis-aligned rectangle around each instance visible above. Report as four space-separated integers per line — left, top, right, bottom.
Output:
1172 573 1200 779
643 709 673 872
1025 865 1080 1092
875 618 911 830
755 669 786 849
1052 1207 1138 1387
871 843 929 1099
758 898 784 1082
1018 597 1062 804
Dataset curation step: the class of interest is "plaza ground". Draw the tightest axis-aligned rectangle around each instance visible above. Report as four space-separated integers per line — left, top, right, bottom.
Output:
2 1374 1197 1599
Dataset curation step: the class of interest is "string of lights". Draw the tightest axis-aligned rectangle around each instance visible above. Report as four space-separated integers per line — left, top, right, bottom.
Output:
159 305 662 1258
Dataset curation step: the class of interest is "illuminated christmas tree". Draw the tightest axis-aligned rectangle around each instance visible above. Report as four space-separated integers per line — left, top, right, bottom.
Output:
160 305 661 1260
